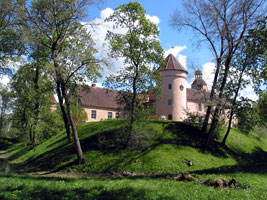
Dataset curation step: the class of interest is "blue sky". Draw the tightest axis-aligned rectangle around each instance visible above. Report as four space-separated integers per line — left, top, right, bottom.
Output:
83 0 217 90
0 0 258 101
82 0 257 100
87 0 213 67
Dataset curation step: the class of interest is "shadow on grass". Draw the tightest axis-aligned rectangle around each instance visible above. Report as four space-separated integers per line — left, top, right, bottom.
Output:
0 137 18 150
6 144 31 161
16 143 76 172
190 161 267 175
9 120 267 175
0 175 176 200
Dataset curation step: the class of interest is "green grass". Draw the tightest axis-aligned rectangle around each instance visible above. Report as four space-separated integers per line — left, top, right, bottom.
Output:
1 119 267 199
0 172 266 200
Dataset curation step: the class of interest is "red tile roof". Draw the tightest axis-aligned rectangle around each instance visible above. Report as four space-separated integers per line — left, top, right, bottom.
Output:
79 87 120 109
159 54 188 73
186 88 210 102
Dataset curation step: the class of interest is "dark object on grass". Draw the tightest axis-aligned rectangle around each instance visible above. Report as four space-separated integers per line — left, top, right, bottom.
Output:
173 172 197 181
204 178 237 189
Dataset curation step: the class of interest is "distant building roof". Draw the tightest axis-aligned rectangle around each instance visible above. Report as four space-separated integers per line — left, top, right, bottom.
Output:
192 79 207 86
186 88 209 102
79 87 119 109
195 70 203 75
159 54 188 73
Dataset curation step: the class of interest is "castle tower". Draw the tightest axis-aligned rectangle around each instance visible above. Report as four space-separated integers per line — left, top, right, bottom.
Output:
156 54 188 121
191 70 208 91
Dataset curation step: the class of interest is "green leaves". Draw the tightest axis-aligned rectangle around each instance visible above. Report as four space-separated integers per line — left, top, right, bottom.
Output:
105 1 165 92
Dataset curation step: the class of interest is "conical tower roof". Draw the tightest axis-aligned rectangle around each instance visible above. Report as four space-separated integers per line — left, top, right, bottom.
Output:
159 54 188 73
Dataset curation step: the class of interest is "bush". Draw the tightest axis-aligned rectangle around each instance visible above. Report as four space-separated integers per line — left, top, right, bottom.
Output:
183 110 204 126
253 125 267 138
128 122 163 149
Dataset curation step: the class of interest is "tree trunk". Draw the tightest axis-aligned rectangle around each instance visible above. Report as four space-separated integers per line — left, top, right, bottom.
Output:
222 108 234 145
0 110 3 136
32 126 37 150
222 63 246 145
56 81 72 143
61 84 85 164
29 124 33 144
205 56 232 147
52 48 84 164
123 74 138 149
201 58 222 134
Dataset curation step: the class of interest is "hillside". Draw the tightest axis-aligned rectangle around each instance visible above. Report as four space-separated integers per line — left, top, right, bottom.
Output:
2 119 267 199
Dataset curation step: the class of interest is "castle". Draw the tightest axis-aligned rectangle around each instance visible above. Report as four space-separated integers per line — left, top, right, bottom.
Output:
80 54 210 122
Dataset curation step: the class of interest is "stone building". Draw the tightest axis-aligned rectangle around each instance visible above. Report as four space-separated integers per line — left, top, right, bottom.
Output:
79 54 211 122
156 54 209 121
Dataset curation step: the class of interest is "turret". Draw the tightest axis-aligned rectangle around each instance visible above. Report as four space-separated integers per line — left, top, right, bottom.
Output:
156 54 188 121
191 70 208 91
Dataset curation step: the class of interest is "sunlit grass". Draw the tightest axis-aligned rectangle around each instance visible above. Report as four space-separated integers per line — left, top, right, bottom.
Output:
2 119 267 199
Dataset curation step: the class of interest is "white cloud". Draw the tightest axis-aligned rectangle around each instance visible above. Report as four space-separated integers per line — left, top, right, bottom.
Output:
100 7 114 19
243 84 254 93
164 46 187 68
145 15 160 25
0 74 10 86
84 8 162 81
202 62 215 89
244 93 258 101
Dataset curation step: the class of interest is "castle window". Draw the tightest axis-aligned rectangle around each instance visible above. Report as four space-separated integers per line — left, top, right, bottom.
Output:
91 110 96 119
198 103 202 112
168 114 172 120
116 113 120 118
108 112 112 119
168 84 172 89
168 99 172 105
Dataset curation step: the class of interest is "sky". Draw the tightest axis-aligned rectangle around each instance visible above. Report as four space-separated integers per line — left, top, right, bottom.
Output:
84 0 215 86
0 0 258 101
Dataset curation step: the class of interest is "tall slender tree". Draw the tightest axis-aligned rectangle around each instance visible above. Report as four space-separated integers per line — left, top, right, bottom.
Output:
105 2 164 148
170 0 266 147
19 0 103 164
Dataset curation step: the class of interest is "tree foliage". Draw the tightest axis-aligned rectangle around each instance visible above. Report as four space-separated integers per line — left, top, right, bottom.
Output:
0 0 24 73
9 63 55 146
19 0 103 164
245 17 267 92
170 0 266 147
104 2 165 148
237 99 261 134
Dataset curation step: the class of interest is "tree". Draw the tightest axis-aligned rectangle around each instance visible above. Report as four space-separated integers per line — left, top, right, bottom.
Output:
0 84 10 136
245 17 267 92
237 99 260 134
20 0 103 164
105 2 165 148
0 0 23 74
10 62 54 148
170 0 266 147
258 91 267 123
221 44 250 145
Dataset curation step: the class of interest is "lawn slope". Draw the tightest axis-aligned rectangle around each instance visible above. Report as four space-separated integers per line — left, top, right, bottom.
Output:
2 119 267 199
5 119 267 174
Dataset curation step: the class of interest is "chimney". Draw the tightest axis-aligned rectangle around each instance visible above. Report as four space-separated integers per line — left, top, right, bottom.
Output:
92 83 96 88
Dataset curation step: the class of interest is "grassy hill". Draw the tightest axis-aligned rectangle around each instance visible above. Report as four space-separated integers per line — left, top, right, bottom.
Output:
1 119 267 199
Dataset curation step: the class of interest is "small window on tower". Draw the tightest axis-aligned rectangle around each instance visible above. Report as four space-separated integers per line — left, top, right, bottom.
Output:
168 99 172 105
168 114 172 120
168 84 172 89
